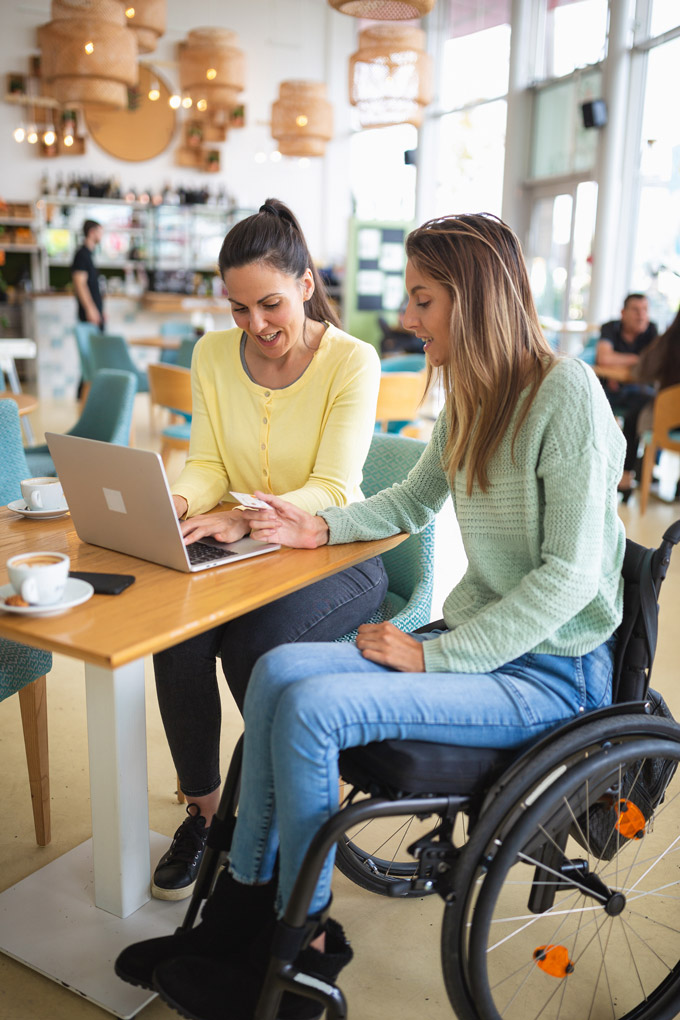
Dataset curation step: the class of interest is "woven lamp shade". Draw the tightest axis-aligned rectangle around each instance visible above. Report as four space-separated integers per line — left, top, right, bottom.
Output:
329 0 436 18
271 81 333 157
124 0 166 54
349 24 433 129
179 28 245 113
39 0 138 109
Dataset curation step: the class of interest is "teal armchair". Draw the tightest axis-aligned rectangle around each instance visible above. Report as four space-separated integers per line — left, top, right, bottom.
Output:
337 432 435 640
25 369 137 478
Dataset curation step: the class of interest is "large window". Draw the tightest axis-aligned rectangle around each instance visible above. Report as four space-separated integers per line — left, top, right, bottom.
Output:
349 124 418 223
435 101 506 216
440 22 510 109
630 34 680 329
543 0 608 78
530 70 602 178
527 181 598 331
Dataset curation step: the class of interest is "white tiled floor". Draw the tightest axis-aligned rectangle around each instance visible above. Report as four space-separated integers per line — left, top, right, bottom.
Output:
1 393 679 1020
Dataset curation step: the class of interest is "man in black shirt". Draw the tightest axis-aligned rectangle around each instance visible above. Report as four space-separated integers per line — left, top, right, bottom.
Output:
596 293 657 493
72 219 104 328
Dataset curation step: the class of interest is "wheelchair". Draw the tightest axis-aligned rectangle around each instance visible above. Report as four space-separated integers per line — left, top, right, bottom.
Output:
180 520 680 1020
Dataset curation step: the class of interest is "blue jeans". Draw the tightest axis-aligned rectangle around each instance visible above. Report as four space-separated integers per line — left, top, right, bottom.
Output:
229 634 615 915
153 557 388 796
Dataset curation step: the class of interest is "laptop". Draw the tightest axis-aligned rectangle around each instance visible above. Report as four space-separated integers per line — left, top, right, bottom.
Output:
46 433 280 573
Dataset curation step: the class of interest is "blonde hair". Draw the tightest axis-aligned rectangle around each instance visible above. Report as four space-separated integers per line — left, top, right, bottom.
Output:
405 213 557 495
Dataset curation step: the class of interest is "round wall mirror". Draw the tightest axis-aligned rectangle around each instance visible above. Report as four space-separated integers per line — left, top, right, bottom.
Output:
84 66 176 162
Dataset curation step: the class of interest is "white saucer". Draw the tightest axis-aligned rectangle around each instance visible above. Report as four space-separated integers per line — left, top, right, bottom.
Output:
0 578 94 617
7 498 70 520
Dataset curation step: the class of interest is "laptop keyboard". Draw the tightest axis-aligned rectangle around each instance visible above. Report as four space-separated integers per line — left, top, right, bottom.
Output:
187 541 237 565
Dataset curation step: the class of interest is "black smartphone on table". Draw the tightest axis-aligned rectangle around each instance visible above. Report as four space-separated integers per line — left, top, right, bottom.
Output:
68 571 136 595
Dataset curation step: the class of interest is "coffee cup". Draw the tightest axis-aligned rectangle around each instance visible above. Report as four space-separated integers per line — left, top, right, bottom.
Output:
7 551 70 606
20 477 67 513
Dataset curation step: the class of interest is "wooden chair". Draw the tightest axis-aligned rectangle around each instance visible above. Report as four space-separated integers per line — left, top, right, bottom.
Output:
639 383 680 513
148 362 193 468
0 398 52 845
375 371 426 434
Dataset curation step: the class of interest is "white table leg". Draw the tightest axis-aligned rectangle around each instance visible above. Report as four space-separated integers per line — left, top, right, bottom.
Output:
85 659 151 917
0 657 186 1016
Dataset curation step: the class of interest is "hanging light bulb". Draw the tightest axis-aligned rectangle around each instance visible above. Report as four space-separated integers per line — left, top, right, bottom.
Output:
27 126 39 144
169 93 181 108
196 98 208 112
148 75 160 100
181 94 192 109
63 132 74 146
84 40 95 54
43 126 57 146
14 126 26 143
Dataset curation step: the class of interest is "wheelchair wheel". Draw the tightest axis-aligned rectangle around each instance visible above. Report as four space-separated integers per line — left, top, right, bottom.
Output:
441 713 680 1020
334 781 448 896
462 731 680 1020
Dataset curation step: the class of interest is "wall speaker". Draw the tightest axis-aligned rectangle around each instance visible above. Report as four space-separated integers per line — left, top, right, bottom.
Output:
582 99 608 129
404 148 418 165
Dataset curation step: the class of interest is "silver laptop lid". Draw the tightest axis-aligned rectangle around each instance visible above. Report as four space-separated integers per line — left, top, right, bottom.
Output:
45 434 278 572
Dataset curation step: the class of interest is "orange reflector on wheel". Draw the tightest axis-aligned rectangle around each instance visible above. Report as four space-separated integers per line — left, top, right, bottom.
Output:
533 945 574 978
614 799 646 840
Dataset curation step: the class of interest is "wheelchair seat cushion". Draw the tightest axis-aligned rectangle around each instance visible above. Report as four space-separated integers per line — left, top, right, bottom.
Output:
339 740 518 799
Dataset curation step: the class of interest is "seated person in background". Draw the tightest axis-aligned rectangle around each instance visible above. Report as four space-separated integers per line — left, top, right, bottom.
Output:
150 198 388 902
634 304 680 432
635 305 680 501
596 293 657 493
116 214 626 1020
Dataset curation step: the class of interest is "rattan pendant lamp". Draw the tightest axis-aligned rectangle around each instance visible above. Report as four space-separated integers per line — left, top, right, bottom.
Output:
328 0 436 18
349 23 433 128
124 0 166 54
178 28 245 115
38 0 138 109
271 81 333 157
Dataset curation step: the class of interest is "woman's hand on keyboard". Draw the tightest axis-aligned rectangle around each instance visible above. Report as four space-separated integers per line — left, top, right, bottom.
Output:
180 509 250 546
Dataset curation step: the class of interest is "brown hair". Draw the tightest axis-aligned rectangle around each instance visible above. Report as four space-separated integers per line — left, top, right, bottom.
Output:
217 198 339 328
405 212 556 495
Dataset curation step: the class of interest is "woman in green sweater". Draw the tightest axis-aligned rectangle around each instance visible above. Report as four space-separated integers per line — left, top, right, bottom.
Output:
117 213 626 1020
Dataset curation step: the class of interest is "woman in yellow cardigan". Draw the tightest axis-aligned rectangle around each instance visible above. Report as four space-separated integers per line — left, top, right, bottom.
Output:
151 199 387 901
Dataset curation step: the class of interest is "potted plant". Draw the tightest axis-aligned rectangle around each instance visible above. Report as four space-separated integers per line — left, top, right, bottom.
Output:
187 123 203 149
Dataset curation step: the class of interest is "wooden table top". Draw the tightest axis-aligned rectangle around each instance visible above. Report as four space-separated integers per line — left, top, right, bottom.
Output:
592 364 634 384
0 391 38 415
0 508 405 670
129 336 182 349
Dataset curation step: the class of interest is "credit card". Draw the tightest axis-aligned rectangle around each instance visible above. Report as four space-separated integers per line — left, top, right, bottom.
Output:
230 491 271 510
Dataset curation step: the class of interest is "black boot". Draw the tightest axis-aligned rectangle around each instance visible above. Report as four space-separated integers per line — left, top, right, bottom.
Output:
114 869 276 991
152 916 353 1020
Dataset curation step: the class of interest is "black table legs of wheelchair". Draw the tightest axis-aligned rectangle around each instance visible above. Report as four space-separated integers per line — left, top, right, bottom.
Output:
178 734 244 933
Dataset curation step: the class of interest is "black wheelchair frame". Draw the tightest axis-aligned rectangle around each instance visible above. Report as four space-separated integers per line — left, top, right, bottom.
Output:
178 520 680 1020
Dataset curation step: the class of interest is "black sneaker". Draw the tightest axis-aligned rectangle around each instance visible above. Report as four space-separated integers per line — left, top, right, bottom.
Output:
152 805 209 901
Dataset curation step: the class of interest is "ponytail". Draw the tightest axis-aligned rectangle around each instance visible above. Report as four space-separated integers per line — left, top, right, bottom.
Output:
218 198 339 328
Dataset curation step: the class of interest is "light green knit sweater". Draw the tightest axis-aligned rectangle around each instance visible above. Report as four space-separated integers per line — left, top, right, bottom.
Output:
320 358 626 674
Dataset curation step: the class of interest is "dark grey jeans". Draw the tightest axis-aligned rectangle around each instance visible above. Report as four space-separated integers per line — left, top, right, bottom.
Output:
153 557 388 798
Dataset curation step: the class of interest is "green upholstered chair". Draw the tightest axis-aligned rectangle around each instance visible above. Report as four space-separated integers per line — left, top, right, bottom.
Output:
24 369 137 478
380 353 426 373
88 333 149 394
0 398 53 845
159 321 196 365
73 322 98 399
175 336 199 369
337 432 435 640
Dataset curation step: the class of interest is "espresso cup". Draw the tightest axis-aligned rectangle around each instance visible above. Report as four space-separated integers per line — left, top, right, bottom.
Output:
20 476 67 512
7 551 70 606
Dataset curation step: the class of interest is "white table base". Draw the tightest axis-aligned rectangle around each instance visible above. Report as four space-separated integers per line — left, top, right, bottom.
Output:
0 834 186 1018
